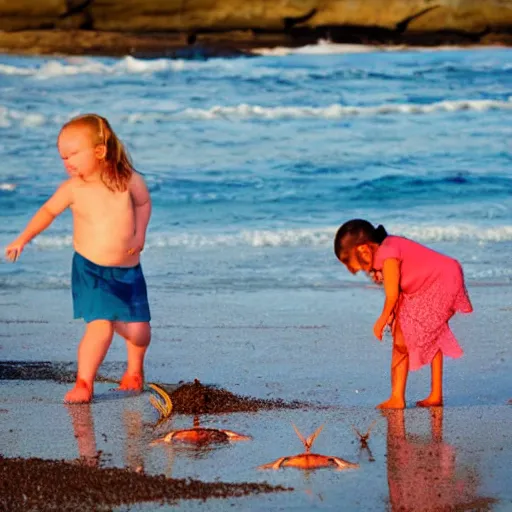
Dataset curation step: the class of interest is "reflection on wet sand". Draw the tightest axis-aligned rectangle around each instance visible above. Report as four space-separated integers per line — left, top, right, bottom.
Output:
123 410 145 473
65 404 100 467
65 404 145 473
383 408 497 511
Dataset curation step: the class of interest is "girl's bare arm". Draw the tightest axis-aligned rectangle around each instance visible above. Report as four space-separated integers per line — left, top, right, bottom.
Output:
5 180 73 260
129 172 152 252
373 258 401 340
380 258 401 320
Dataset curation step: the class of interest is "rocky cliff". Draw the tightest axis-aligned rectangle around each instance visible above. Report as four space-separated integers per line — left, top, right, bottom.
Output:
0 0 511 57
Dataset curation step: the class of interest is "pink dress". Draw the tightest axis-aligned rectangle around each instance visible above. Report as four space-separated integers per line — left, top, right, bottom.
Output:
373 236 473 371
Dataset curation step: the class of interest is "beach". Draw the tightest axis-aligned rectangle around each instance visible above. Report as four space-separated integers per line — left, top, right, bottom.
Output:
1 281 512 510
1 44 512 510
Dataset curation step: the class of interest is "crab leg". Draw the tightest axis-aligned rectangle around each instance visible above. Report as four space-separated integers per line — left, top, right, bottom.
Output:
222 430 252 441
332 457 359 470
258 457 287 470
291 423 308 447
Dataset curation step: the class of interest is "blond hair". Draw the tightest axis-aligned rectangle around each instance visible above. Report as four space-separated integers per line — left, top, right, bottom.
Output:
61 114 134 192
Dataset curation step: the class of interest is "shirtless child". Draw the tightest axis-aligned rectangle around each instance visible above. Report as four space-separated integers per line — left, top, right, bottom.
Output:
5 114 152 403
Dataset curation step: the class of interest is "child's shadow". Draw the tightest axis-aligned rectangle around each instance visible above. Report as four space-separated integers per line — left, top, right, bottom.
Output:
382 408 496 511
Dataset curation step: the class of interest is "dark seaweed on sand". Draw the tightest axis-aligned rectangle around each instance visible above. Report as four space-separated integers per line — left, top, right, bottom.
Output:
0 455 291 512
162 379 305 414
0 361 115 383
0 362 307 413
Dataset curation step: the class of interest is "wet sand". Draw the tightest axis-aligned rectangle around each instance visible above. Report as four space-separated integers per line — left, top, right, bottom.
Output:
1 283 512 510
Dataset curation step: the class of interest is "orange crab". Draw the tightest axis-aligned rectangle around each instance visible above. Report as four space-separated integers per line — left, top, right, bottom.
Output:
148 383 251 445
259 424 359 471
152 416 251 445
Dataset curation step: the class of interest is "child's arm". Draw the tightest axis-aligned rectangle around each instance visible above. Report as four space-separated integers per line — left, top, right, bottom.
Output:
5 180 73 261
128 172 152 255
373 258 400 340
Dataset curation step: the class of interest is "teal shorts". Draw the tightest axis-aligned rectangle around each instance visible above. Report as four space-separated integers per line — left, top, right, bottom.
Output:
72 252 151 323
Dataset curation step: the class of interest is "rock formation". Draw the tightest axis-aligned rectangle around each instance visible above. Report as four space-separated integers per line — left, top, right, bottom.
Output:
0 0 511 56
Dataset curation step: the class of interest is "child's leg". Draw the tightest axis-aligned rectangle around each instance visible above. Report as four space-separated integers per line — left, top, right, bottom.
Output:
65 320 115 403
113 321 151 391
377 321 409 409
416 350 443 407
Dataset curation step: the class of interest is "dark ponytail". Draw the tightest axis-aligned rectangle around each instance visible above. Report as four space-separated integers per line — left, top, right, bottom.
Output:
334 219 388 258
374 224 388 244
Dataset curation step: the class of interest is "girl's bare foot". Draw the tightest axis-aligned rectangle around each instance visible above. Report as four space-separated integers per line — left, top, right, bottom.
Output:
117 372 143 392
64 379 93 404
376 397 405 409
416 396 443 407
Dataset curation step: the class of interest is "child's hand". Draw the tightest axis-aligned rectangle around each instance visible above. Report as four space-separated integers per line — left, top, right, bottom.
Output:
373 316 387 341
127 235 145 256
5 239 25 262
369 269 383 285
127 246 143 256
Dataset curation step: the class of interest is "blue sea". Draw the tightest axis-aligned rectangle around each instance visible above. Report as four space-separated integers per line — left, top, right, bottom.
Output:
0 45 511 295
1 44 512 512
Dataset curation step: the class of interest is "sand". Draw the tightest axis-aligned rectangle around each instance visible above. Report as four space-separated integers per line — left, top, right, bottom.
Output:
1 283 512 511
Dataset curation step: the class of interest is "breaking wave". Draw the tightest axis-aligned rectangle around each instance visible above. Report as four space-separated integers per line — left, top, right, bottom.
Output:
175 99 512 120
32 224 512 251
1 98 511 129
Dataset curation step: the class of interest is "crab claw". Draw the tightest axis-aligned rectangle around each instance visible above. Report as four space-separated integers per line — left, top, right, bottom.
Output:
292 423 324 452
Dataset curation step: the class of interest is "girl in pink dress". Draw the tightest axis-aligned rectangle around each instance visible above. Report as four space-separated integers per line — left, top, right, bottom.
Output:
334 219 473 409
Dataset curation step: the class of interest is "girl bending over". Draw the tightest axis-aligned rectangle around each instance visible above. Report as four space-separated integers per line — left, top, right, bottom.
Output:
334 219 472 409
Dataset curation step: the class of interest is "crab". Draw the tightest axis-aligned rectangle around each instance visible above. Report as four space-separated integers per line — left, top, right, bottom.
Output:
148 382 251 445
352 420 377 462
258 424 359 471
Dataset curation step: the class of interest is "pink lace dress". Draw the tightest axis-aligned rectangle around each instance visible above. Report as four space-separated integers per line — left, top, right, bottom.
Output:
373 236 473 371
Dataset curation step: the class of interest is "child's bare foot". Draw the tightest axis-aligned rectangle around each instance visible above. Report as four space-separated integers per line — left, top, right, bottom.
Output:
416 396 443 407
376 397 405 409
64 379 93 404
117 373 143 392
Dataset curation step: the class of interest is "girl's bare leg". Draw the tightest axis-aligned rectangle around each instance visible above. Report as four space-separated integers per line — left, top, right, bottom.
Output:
114 321 151 391
65 320 115 403
377 322 409 409
417 350 443 407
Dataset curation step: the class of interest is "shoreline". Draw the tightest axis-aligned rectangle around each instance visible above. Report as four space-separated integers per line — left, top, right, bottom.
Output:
0 29 511 59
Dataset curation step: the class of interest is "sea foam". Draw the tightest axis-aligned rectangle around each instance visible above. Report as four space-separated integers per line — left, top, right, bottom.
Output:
2 98 511 129
32 224 512 251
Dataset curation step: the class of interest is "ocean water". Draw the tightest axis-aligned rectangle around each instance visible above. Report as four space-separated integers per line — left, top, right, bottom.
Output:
1 46 511 295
